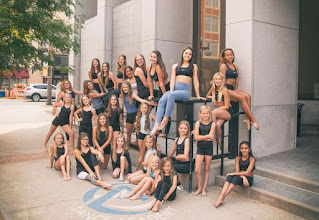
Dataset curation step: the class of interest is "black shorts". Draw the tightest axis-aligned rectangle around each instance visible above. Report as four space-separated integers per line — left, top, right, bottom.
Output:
137 132 147 140
103 145 111 155
52 117 68 127
138 88 150 100
143 169 147 174
226 84 234 90
111 124 121 132
95 107 105 116
227 107 234 120
197 143 213 156
126 112 137 124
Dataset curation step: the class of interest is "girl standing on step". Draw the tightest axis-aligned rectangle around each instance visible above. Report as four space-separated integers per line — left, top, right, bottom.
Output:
47 132 71 181
88 58 103 93
74 132 112 189
134 54 150 100
148 157 178 212
193 105 215 196
219 48 259 130
120 81 156 150
124 66 138 94
151 47 204 136
214 141 255 207
127 135 159 184
126 155 160 200
105 94 123 147
206 72 234 147
43 93 75 151
116 55 127 89
83 80 105 116
111 134 132 181
92 113 113 171
74 95 97 146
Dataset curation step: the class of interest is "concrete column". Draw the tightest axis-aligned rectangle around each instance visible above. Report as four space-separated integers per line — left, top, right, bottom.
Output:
226 0 299 157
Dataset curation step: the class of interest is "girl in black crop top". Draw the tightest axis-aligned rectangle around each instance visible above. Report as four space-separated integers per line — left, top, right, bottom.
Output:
147 50 170 99
98 62 118 92
219 48 259 131
88 58 103 93
134 54 150 99
47 133 71 181
214 141 255 208
116 55 126 89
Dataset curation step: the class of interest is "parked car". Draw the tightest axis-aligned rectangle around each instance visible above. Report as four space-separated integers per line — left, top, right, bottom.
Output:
24 84 56 101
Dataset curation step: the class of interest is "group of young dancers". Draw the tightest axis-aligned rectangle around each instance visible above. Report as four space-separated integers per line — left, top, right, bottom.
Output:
43 47 257 211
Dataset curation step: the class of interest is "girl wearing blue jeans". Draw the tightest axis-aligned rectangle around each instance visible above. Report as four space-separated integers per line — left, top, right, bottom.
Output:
151 47 204 136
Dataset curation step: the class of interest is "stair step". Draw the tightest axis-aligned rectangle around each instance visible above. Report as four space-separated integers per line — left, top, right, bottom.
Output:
255 167 319 193
216 175 319 220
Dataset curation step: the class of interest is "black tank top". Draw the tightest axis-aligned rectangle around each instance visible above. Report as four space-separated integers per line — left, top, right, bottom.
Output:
198 122 213 148
81 109 92 124
98 130 108 146
136 69 148 91
58 106 71 122
239 156 255 171
176 137 186 155
61 91 75 100
215 91 225 102
225 64 238 79
102 74 114 90
55 146 65 160
150 66 159 82
76 149 94 173
176 66 193 77
92 72 98 79
108 109 121 127
117 71 123 79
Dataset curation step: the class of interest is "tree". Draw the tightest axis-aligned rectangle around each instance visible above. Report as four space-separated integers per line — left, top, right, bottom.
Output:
0 0 82 74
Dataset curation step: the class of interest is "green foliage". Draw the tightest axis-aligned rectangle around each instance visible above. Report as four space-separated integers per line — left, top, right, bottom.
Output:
0 0 83 74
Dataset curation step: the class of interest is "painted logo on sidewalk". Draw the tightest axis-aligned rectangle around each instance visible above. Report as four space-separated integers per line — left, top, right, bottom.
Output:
82 183 150 215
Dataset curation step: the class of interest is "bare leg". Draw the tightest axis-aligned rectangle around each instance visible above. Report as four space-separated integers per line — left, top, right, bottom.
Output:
119 156 128 181
214 181 231 207
202 155 213 196
96 180 112 189
103 154 110 169
113 131 120 148
152 200 161 212
130 178 153 200
65 155 71 180
94 165 103 181
62 125 74 150
127 177 147 199
216 119 225 147
126 123 133 150
193 155 204 195
148 198 157 210
150 123 161 136
43 125 58 151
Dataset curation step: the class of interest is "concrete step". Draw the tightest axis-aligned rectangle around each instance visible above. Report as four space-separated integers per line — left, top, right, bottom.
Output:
216 175 319 220
255 166 319 193
301 125 319 135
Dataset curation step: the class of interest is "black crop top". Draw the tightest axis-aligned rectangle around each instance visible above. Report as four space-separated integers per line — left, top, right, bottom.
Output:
176 137 186 155
176 66 193 78
225 64 238 79
215 91 224 102
92 72 98 79
239 156 255 171
136 70 148 91
117 71 123 79
150 67 159 82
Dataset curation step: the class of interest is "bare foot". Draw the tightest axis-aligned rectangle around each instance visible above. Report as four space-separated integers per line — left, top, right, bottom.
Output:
251 121 259 130
62 176 68 181
129 195 141 200
244 119 251 130
42 146 48 152
126 192 134 198
201 190 207 196
150 124 160 136
46 165 52 168
148 199 157 210
67 176 72 181
101 182 112 189
152 205 159 213
213 199 222 208
193 189 202 196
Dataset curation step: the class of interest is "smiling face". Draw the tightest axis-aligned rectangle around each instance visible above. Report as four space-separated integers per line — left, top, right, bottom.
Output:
145 137 153 149
102 63 108 72
64 94 71 103
92 59 99 68
223 50 234 63
200 108 211 122
81 136 89 146
214 75 223 87
63 80 70 89
136 55 144 67
116 137 125 148
140 103 148 114
150 157 159 170
118 56 125 66
150 52 157 64
82 96 90 106
110 96 117 106
55 134 64 145
163 161 172 174
125 68 133 78
88 81 93 90
182 49 193 62
178 123 189 136
99 115 107 126
122 83 129 94
240 144 250 157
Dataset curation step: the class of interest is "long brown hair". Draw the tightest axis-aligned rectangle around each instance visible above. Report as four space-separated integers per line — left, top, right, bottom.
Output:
178 47 194 70
117 55 127 73
112 134 126 163
49 133 65 158
90 58 101 74
106 94 122 117
120 81 133 105
160 157 175 183
76 132 90 151
133 54 147 73
100 62 110 88
83 80 90 96
96 113 109 141
219 48 235 66
123 66 134 80
151 50 168 81
135 103 151 133
61 79 73 92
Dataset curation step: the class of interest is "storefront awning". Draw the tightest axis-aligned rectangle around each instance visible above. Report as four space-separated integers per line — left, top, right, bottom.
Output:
2 69 29 79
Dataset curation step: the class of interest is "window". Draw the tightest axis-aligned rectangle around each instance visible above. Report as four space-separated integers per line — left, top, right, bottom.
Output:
205 15 219 33
36 85 47 89
205 0 219 9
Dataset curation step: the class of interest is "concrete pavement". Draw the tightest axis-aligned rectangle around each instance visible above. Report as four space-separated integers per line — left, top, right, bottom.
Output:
0 99 301 220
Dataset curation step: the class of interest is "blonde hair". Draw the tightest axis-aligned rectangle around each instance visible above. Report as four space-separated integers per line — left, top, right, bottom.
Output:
211 72 226 102
133 54 147 73
62 93 72 105
198 105 212 123
49 133 65 158
178 120 190 138
112 134 126 163
146 155 160 177
141 135 157 162
61 79 73 92
136 103 151 133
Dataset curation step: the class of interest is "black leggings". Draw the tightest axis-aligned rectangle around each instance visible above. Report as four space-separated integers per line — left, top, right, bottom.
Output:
226 175 253 187
154 181 176 202
173 159 193 174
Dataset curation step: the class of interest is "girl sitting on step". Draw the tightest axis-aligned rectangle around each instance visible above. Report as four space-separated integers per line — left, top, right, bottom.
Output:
214 141 255 207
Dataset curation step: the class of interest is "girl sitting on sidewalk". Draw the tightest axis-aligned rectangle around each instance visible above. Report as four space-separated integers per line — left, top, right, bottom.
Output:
126 155 160 200
46 132 71 181
214 141 255 207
